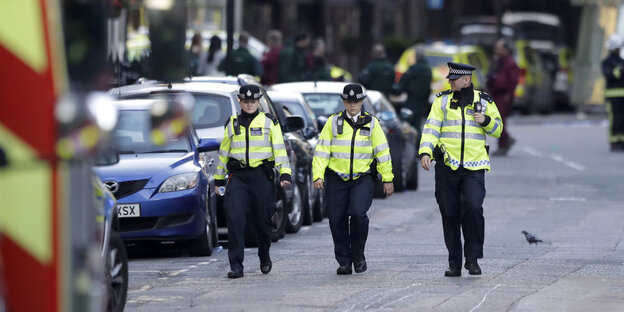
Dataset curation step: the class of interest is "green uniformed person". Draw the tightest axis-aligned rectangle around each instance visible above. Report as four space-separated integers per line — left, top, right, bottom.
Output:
395 46 432 132
214 84 291 279
358 44 395 97
312 83 394 275
602 34 624 152
277 33 310 82
218 32 264 77
419 62 502 277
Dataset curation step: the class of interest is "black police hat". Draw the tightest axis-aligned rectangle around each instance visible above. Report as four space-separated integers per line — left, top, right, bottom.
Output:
237 85 263 100
446 62 476 80
340 83 367 101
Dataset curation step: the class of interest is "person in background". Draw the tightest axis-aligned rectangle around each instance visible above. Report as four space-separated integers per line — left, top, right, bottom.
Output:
203 35 225 77
602 34 624 152
395 46 432 133
278 33 310 82
307 38 332 81
486 39 519 156
261 30 283 85
359 44 395 98
188 32 205 76
219 32 263 77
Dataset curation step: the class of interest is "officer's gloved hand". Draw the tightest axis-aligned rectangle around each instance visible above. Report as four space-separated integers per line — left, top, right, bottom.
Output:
280 174 291 189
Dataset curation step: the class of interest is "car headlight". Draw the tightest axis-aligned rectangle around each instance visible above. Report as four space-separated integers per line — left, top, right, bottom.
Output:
159 173 198 193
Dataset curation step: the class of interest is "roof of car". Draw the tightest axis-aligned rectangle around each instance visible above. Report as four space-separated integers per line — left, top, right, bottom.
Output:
110 81 240 97
365 90 383 104
265 90 305 103
114 98 160 110
270 81 353 94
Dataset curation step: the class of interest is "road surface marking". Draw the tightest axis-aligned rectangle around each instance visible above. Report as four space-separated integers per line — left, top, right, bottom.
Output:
522 147 585 172
521 147 544 158
129 285 151 293
549 197 586 202
468 283 501 312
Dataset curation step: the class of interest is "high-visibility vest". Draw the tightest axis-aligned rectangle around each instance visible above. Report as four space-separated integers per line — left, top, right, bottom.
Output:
419 89 503 171
312 111 393 182
215 112 290 180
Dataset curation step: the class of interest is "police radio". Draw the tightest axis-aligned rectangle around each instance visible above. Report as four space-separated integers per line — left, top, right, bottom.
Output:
474 101 482 113
336 116 344 134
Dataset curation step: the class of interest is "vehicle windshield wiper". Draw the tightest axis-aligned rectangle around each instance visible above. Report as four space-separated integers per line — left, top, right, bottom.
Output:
141 149 189 154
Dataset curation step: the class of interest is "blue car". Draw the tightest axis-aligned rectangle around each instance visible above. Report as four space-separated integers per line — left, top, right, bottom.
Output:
93 99 221 256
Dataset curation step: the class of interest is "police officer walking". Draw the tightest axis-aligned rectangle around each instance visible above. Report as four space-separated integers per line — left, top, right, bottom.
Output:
602 34 624 152
214 85 291 279
312 83 394 275
419 63 503 277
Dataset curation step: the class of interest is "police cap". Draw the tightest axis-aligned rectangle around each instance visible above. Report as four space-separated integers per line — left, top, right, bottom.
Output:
237 84 263 100
446 62 476 80
340 83 367 101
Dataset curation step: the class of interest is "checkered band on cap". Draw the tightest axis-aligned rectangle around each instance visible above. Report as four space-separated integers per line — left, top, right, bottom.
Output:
448 68 473 76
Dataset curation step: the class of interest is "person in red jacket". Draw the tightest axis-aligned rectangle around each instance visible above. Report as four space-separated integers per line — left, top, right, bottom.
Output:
261 30 283 86
486 39 519 156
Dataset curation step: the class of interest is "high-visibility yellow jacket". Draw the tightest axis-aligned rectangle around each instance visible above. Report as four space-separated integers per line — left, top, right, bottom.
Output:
419 89 502 171
215 112 290 184
312 111 393 182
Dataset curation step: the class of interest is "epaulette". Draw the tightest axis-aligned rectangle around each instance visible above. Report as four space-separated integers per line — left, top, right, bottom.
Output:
264 113 279 125
479 91 493 103
436 90 452 97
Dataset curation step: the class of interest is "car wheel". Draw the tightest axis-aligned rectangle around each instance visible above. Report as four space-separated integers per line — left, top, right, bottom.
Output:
393 155 405 192
302 174 314 225
286 183 303 233
406 157 419 190
188 197 215 257
106 230 128 312
271 188 287 242
373 180 387 198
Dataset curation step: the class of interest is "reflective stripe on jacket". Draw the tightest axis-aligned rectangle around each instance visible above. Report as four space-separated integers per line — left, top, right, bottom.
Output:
312 111 393 182
418 90 503 171
215 112 290 180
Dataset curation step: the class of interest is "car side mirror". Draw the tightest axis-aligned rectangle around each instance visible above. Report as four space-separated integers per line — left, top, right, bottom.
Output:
400 107 414 121
286 116 305 132
316 115 328 129
302 126 317 139
197 138 220 153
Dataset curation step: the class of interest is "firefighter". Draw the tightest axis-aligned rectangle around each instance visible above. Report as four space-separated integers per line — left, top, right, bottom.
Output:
214 84 291 279
602 34 624 152
312 83 394 275
419 62 503 277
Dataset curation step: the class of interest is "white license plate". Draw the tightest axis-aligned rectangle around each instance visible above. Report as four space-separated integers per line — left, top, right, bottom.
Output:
117 204 140 218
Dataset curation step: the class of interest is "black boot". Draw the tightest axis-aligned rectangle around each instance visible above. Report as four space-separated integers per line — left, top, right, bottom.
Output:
464 259 482 275
227 270 244 279
260 261 272 274
444 266 461 277
336 263 352 275
353 257 367 273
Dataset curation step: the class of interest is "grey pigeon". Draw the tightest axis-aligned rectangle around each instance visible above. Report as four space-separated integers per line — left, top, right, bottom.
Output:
522 231 542 244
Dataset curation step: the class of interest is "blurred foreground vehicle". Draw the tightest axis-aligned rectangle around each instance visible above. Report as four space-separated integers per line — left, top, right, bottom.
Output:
93 99 221 256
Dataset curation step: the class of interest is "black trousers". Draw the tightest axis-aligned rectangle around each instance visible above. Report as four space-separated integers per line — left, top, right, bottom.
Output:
224 167 275 271
325 172 374 266
607 97 624 143
434 163 485 268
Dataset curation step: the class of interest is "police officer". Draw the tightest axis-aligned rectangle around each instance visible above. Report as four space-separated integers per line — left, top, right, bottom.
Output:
214 84 291 279
419 63 503 277
312 83 394 275
602 34 624 152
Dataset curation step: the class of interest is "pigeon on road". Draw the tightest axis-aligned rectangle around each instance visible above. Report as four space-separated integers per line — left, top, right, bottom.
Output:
522 231 543 244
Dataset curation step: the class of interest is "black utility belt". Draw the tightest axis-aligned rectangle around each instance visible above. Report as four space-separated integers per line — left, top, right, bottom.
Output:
228 158 275 179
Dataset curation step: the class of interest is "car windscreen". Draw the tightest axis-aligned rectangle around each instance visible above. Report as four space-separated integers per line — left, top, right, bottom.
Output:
191 94 235 128
425 55 454 68
302 93 373 117
114 109 191 154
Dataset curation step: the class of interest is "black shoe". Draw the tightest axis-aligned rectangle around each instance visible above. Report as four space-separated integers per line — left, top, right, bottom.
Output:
260 261 272 274
444 267 461 277
353 258 367 273
227 270 243 279
464 259 482 275
336 265 352 275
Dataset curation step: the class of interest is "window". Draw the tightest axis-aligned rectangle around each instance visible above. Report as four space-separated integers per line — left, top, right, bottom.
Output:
114 110 190 154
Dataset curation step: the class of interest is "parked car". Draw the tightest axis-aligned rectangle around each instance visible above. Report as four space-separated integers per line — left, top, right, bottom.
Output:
111 78 303 244
366 90 420 192
394 43 490 104
266 90 324 224
270 81 399 198
93 99 221 256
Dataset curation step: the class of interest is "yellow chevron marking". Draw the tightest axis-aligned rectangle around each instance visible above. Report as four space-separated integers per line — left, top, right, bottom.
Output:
0 0 47 73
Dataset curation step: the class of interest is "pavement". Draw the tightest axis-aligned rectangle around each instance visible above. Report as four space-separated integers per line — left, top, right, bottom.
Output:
123 113 624 311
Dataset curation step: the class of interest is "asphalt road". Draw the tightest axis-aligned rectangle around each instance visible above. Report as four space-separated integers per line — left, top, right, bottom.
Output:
123 113 624 312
